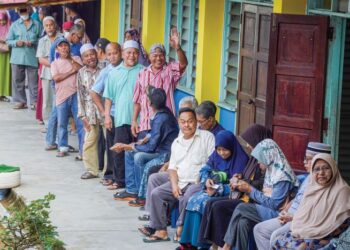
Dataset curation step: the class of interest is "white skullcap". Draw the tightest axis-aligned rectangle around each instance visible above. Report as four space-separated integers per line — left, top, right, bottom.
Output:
123 40 139 50
43 16 55 24
80 43 95 55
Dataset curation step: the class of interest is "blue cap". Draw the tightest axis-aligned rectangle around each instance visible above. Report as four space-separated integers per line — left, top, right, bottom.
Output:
55 37 69 47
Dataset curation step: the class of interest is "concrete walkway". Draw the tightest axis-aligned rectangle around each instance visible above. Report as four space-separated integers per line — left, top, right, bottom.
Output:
0 102 175 250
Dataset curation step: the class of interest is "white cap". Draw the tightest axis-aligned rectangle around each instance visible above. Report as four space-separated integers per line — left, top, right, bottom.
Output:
43 16 55 24
80 43 95 55
123 40 139 50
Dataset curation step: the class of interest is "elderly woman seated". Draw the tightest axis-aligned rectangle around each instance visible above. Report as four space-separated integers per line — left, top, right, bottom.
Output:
272 153 350 249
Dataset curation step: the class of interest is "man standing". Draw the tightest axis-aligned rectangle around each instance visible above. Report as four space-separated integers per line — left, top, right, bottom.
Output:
6 7 42 110
36 16 62 128
50 37 83 157
142 108 215 242
90 42 122 186
77 44 102 179
103 40 144 190
132 27 188 139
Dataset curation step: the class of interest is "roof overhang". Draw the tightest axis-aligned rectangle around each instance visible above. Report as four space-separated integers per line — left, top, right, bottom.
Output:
0 0 95 10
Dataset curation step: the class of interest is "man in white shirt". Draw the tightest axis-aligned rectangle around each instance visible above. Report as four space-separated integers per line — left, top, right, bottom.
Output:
142 107 215 242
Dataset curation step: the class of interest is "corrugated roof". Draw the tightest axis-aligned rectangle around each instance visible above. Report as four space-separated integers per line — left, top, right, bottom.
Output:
0 0 95 9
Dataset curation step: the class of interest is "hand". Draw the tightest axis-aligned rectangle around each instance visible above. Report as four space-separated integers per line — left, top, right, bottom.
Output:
110 143 125 153
82 118 91 132
123 143 134 151
236 180 252 193
105 115 112 131
169 27 180 49
206 187 216 196
131 121 139 138
205 179 215 189
229 176 240 190
172 184 182 199
159 162 169 172
137 136 149 145
72 61 82 72
25 41 32 47
16 41 24 47
278 212 293 225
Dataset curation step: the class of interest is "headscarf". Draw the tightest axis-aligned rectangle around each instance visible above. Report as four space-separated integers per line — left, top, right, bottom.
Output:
291 153 350 239
251 139 299 196
206 130 249 178
0 11 10 40
240 124 272 180
124 28 149 66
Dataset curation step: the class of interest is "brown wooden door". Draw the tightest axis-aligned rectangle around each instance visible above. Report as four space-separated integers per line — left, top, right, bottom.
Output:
130 0 143 33
266 14 329 171
237 4 272 135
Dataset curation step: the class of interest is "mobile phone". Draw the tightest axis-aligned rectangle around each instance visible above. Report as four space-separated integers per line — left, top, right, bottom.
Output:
212 184 219 189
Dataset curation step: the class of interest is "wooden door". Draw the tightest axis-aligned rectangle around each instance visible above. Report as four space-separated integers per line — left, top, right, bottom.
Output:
266 14 329 171
130 0 143 33
237 4 272 135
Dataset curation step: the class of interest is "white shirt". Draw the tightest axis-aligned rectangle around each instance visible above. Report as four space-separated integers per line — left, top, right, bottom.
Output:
168 129 215 189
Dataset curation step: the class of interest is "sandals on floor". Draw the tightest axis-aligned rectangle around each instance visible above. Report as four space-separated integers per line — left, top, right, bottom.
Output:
101 179 113 186
13 103 28 109
68 145 79 153
45 144 58 151
56 151 68 157
75 156 83 161
143 235 170 243
138 226 155 237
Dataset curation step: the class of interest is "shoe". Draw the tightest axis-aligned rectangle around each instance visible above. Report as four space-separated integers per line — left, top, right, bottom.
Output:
75 156 83 161
129 198 145 207
13 103 28 109
113 191 137 201
81 172 98 179
45 144 58 151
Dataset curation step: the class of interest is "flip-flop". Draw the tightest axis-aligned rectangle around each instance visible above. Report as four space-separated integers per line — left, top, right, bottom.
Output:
68 145 79 153
45 145 58 151
138 214 150 221
13 103 28 109
143 235 170 243
173 232 181 243
138 226 155 237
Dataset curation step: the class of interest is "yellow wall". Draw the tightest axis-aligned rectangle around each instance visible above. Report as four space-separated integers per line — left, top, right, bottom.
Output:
195 0 225 104
274 0 307 14
141 0 166 51
100 0 120 42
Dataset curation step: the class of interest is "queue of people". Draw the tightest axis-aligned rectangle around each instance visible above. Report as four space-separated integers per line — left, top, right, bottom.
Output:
0 4 349 250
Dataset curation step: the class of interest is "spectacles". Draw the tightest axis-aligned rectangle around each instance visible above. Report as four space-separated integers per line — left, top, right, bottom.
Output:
304 156 313 163
313 166 332 173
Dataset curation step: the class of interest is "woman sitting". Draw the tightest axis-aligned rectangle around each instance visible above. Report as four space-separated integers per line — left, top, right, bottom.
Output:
178 130 249 249
272 153 350 249
198 124 272 249
222 139 299 250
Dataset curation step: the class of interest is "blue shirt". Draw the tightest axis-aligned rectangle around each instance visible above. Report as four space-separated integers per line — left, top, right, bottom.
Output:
134 108 179 154
50 41 82 62
6 18 42 67
103 63 144 127
91 63 119 116
250 181 294 221
288 174 309 214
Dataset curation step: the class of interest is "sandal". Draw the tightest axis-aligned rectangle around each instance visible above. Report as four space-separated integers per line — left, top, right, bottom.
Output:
107 183 120 190
128 198 145 207
68 145 79 153
45 145 58 151
138 214 150 221
101 179 113 186
143 235 170 243
56 151 68 157
13 103 28 110
138 226 155 237
75 156 83 161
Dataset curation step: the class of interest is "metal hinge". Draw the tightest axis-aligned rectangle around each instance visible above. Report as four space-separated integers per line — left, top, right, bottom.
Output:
328 27 334 41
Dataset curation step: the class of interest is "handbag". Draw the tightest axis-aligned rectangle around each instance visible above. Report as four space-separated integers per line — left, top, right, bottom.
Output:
0 41 9 53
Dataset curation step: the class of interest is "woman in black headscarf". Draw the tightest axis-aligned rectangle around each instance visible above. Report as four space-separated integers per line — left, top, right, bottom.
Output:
198 124 272 249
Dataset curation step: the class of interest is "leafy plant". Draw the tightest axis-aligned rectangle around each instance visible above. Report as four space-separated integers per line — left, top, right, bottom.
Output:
0 193 64 250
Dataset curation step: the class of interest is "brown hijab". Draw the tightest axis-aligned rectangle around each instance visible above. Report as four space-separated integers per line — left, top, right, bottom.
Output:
291 153 350 239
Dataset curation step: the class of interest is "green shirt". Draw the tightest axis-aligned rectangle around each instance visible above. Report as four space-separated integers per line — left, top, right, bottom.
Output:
103 63 144 127
6 18 42 67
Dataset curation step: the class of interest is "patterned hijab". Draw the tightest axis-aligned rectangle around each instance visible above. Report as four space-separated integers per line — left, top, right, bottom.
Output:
240 124 272 180
0 11 10 40
124 28 149 66
207 130 249 178
251 139 298 191
291 153 350 239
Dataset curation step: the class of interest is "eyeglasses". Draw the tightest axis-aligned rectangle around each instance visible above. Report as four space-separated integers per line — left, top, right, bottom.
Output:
304 156 313 163
313 166 332 173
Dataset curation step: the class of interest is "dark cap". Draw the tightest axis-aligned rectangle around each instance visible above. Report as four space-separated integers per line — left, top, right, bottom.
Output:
148 87 167 110
95 38 110 52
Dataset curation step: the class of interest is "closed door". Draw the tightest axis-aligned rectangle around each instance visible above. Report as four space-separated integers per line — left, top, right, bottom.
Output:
237 4 272 135
266 14 329 170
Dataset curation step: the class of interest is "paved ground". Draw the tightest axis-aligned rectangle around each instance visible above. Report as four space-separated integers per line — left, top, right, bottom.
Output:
0 102 175 250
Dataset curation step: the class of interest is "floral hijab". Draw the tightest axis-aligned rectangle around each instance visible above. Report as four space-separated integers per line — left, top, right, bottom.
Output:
0 11 10 40
251 139 299 190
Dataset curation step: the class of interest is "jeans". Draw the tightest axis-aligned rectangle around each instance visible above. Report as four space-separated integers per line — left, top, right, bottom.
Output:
56 93 84 153
138 153 169 199
124 151 160 194
45 90 57 146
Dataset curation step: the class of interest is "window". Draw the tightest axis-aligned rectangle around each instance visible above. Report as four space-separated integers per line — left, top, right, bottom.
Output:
308 0 350 17
165 0 199 94
219 1 242 109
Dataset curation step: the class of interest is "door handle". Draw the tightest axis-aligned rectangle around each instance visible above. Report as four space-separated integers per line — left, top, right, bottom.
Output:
248 98 255 105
